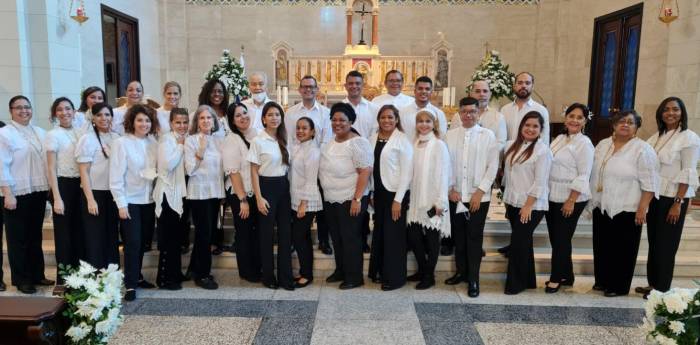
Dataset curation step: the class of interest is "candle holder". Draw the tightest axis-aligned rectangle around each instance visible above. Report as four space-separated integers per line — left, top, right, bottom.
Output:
70 0 89 25
659 0 679 24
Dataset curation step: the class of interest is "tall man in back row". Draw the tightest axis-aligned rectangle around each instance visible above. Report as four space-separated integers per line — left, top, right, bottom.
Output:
372 70 415 109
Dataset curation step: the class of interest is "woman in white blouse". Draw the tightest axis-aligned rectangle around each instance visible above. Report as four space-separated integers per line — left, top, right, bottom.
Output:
76 103 120 271
184 105 224 290
590 110 658 297
368 105 412 291
112 80 145 135
248 102 294 291
639 97 699 297
407 109 450 290
319 102 373 290
156 81 182 135
0 95 53 294
153 108 190 290
290 117 322 288
223 102 261 283
544 103 594 293
74 86 105 134
110 105 159 301
45 97 85 283
502 111 552 295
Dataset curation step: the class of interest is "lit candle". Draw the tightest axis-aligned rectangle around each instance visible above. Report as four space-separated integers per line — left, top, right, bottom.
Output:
282 87 288 106
442 89 449 107
450 86 456 107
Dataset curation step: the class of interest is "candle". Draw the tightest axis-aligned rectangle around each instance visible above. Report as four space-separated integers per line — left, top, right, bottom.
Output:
282 87 288 106
276 86 282 104
450 86 456 107
442 89 449 107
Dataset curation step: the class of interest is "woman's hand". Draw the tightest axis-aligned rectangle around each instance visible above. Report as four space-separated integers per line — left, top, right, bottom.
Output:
666 203 681 225
118 207 130 220
3 194 16 210
561 199 575 218
350 199 361 217
635 206 648 225
86 198 99 216
238 200 249 219
391 201 401 221
257 197 270 216
197 133 208 156
435 205 444 217
449 190 461 203
297 201 307 219
519 205 533 224
52 198 65 215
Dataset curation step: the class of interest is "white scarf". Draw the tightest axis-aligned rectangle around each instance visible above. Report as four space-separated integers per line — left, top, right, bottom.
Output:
413 132 451 237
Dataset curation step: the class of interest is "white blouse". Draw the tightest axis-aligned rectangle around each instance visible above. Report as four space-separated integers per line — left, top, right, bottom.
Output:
445 125 499 203
44 126 81 178
153 132 187 216
109 134 158 208
589 137 659 217
75 131 120 191
548 133 594 203
184 133 224 200
112 106 128 135
407 136 451 237
290 140 323 212
156 107 171 134
222 129 258 195
370 129 413 202
0 121 48 196
246 130 289 177
503 140 552 210
319 136 374 203
647 129 700 198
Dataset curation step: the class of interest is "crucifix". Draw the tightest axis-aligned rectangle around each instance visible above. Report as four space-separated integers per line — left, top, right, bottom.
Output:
354 2 371 46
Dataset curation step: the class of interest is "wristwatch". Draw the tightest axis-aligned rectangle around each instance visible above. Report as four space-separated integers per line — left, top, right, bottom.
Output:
673 197 684 204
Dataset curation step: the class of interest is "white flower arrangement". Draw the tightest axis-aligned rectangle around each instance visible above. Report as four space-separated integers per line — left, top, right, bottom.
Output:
642 286 700 345
60 261 124 344
467 50 515 101
204 49 250 100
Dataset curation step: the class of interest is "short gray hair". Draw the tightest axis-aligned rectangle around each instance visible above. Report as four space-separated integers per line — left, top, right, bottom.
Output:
248 71 268 85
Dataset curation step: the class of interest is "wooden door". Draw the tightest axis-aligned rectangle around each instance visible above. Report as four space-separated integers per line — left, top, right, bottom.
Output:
101 6 140 104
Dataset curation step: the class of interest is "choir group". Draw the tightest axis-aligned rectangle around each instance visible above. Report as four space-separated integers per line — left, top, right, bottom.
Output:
0 69 696 303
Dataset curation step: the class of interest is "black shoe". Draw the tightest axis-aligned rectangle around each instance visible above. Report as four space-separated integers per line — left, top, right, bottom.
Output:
643 291 650 300
124 289 136 301
195 276 219 290
281 283 295 291
415 279 435 290
212 246 224 256
440 245 454 256
407 272 422 282
242 276 262 283
497 245 510 255
635 286 652 294
161 282 182 290
467 281 480 298
225 244 235 253
560 278 575 287
339 281 364 290
137 280 156 289
504 289 522 295
381 284 402 291
18 284 37 294
326 272 343 283
544 281 561 294
36 279 55 286
604 290 627 297
444 273 464 285
362 243 371 254
294 279 312 288
0 281 6 292
592 284 605 291
319 242 333 255
263 280 279 289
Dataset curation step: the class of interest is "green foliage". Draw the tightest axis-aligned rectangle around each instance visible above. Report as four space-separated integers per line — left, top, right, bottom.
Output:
467 50 515 101
204 49 250 99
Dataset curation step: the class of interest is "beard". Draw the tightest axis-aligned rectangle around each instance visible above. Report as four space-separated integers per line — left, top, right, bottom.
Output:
516 88 531 100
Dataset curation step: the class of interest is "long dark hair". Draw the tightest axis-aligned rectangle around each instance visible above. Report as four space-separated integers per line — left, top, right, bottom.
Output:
504 111 544 165
198 79 229 113
50 97 75 124
226 102 250 148
656 96 688 135
261 102 289 166
78 86 106 112
330 102 361 136
90 102 113 159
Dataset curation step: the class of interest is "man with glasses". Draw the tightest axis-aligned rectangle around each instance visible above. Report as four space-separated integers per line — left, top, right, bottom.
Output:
451 80 507 151
372 70 415 109
243 71 273 130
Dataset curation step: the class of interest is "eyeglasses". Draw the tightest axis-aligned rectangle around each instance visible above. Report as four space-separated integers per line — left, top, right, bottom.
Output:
11 105 32 111
386 79 403 83
461 110 478 115
299 85 317 90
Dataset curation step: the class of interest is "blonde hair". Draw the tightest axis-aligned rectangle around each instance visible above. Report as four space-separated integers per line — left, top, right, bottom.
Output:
163 81 182 95
415 110 441 137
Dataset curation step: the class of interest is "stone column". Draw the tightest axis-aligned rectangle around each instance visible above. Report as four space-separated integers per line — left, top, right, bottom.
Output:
371 11 378 46
346 11 353 45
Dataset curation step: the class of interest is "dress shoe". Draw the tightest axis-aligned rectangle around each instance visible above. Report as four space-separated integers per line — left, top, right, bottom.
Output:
635 286 652 294
137 280 156 289
604 290 627 297
294 279 312 288
160 282 182 291
592 284 605 291
643 291 650 300
415 279 435 290
560 278 575 287
124 289 136 301
444 273 465 285
212 246 224 256
0 281 6 292
263 281 279 290
339 281 364 290
381 284 402 291
224 244 236 253
36 279 55 286
504 288 522 295
319 242 333 255
195 276 219 290
281 284 295 291
325 271 344 283
497 245 510 257
243 276 262 283
407 272 422 282
440 245 454 256
467 281 480 298
181 271 192 282
18 285 37 294
544 281 561 294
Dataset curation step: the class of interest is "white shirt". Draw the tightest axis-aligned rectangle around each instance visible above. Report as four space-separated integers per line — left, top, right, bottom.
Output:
73 111 88 130
112 106 128 135
156 107 171 134
285 101 332 152
44 126 81 178
451 107 507 151
184 133 225 200
399 102 449 143
109 134 158 208
153 131 187 216
343 97 379 139
407 135 451 237
647 129 700 198
370 129 413 202
242 97 272 131
501 98 550 143
0 121 48 196
290 140 323 212
75 131 119 191
319 136 373 203
371 93 415 109
446 125 499 203
222 129 258 195
548 133 594 203
246 130 289 177
589 137 659 217
503 140 552 210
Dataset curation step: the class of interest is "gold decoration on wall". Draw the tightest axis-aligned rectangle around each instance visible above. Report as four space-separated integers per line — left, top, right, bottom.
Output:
658 0 679 24
69 0 89 24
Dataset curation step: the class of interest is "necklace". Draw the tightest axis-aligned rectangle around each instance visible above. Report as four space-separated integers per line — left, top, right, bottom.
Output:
596 138 631 192
10 122 42 155
653 128 677 154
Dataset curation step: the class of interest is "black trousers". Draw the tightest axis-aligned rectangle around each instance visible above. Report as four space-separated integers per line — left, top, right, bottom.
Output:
292 211 316 280
51 177 85 281
156 196 185 285
646 196 689 292
181 177 192 249
212 200 225 248
316 181 329 245
258 176 293 286
504 204 545 294
450 200 490 283
592 208 641 294
544 201 587 283
324 198 368 284
407 224 441 280
121 203 155 289
4 191 48 286
225 192 261 281
83 190 120 269
369 190 408 287
189 198 219 280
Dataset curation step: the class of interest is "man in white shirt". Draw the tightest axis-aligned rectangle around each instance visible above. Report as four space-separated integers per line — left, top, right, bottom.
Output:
242 71 272 131
500 72 550 143
371 70 415 109
342 70 379 139
399 76 448 142
451 80 507 151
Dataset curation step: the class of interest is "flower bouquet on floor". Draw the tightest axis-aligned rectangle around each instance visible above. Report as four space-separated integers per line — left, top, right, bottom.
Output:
642 286 700 345
204 49 250 101
59 261 124 344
